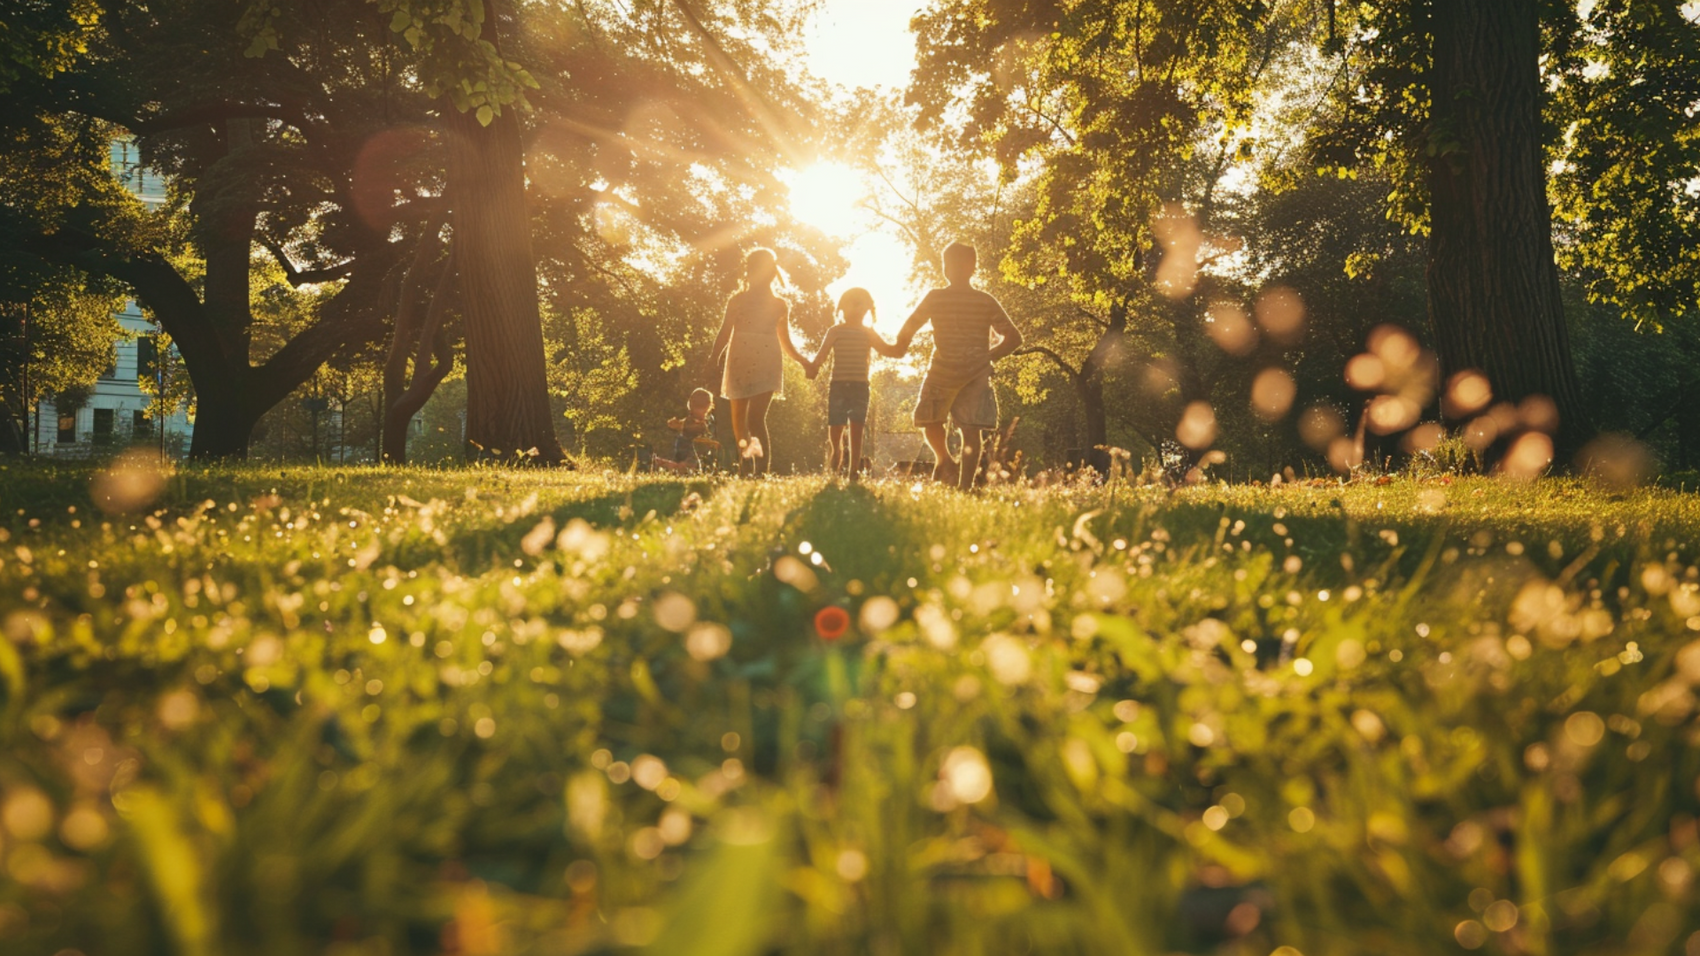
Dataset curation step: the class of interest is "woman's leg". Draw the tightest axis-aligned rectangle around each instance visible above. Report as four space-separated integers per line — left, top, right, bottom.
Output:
746 391 775 476
728 397 751 477
849 422 865 478
828 425 846 474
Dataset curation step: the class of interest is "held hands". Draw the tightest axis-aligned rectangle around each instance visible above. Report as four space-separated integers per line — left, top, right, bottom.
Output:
803 357 820 380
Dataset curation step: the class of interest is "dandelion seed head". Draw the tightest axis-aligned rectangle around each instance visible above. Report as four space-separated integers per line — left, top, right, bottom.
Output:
653 592 696 632
940 746 994 804
685 623 732 661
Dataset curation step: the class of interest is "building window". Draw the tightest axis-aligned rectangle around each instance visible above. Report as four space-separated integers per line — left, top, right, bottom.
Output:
99 347 118 381
93 408 115 444
132 410 150 439
57 412 77 444
136 335 159 382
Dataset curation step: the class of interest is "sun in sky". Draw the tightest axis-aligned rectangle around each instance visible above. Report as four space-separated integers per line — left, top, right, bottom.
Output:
781 161 865 238
780 161 919 342
781 2 928 344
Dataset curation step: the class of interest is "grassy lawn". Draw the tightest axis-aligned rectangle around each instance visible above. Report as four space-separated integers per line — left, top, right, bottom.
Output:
1 461 1697 956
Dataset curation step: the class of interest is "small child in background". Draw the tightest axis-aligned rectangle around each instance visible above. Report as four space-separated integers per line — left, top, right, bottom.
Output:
653 388 719 473
805 288 902 478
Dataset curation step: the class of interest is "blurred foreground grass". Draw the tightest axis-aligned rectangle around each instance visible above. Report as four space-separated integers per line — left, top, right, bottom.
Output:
1 461 1698 956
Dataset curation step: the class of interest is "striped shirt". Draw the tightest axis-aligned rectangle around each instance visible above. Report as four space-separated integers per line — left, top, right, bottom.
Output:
821 323 874 382
912 287 1012 388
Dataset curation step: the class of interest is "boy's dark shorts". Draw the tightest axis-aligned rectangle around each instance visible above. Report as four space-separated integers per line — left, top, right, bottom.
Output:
827 381 870 426
913 373 997 430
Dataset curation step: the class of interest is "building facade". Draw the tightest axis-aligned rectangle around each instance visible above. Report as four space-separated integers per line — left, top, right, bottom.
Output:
30 138 190 457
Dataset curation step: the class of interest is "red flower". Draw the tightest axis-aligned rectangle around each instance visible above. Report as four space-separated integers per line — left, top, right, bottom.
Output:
814 606 851 641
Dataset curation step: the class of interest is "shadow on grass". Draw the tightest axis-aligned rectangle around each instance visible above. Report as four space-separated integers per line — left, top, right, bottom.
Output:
787 481 932 592
438 478 717 570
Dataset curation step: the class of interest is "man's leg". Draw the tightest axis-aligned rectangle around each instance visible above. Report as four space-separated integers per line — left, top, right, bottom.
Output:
922 423 955 483
957 428 983 491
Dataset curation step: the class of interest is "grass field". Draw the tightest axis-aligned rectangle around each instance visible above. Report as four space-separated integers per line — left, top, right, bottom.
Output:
1 461 1698 956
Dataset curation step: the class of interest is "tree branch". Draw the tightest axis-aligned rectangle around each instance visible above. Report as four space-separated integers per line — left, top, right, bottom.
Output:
128 101 312 137
261 237 355 287
1015 344 1084 383
252 265 391 410
16 224 243 394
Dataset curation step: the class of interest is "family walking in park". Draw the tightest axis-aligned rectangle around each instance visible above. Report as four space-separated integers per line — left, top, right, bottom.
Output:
700 242 1024 490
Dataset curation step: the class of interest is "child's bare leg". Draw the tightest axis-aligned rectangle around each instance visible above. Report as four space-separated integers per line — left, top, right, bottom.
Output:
922 423 955 482
849 423 865 478
728 397 751 477
828 425 846 474
957 428 983 491
747 391 774 477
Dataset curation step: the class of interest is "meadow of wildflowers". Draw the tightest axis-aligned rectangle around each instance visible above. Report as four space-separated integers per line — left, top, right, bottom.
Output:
1 461 1698 955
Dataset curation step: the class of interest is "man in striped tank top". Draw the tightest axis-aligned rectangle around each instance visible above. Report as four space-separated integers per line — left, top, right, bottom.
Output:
895 241 1025 490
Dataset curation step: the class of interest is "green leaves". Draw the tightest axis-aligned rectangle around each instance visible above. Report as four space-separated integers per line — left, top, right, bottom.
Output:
370 0 532 118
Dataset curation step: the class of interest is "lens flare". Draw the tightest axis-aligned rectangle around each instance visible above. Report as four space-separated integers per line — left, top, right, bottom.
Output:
1254 286 1305 342
1250 368 1296 421
1204 301 1258 356
1366 394 1420 435
1176 401 1218 450
1444 370 1493 418
1345 354 1385 391
1577 434 1652 489
1153 204 1202 300
91 449 169 515
1403 423 1444 453
1499 432 1554 481
1299 403 1345 451
1519 395 1560 433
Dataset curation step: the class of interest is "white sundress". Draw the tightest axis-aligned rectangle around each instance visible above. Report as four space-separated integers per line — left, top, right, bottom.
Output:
720 292 789 401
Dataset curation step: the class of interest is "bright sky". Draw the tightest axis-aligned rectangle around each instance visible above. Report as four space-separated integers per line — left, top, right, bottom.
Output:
795 1 926 342
803 0 920 92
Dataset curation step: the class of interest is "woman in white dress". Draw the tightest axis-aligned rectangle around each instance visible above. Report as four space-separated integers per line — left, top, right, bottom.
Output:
709 248 809 476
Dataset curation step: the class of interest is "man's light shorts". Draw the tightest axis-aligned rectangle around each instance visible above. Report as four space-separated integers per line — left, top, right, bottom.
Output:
913 374 998 430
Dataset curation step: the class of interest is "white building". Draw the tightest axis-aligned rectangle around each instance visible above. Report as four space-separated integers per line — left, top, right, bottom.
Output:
31 138 190 457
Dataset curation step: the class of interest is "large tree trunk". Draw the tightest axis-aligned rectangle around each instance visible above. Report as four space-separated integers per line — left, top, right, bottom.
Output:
444 105 562 463
1427 0 1588 459
188 385 261 459
195 119 260 371
441 9 563 463
0 402 24 455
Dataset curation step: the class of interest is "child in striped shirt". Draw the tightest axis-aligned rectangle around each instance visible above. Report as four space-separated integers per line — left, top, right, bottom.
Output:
894 241 1024 490
805 288 902 478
